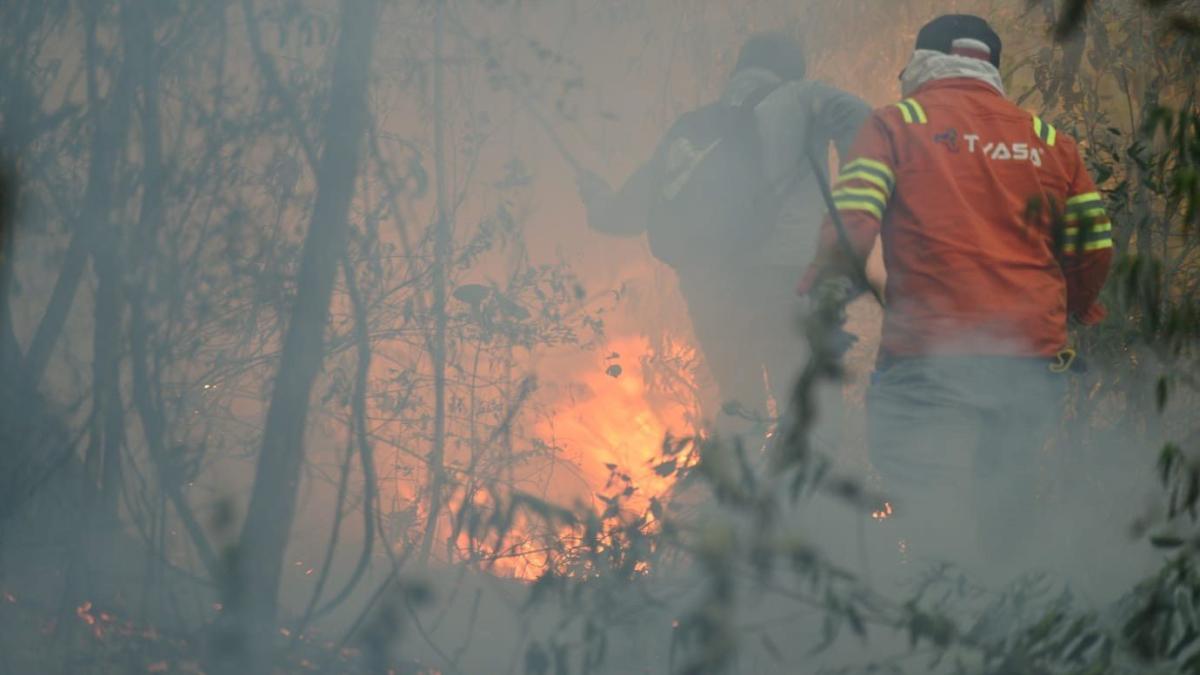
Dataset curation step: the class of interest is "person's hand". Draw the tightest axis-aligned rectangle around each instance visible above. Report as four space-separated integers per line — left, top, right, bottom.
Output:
802 275 860 365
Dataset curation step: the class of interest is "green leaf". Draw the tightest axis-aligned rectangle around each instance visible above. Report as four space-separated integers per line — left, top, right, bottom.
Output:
1150 535 1185 549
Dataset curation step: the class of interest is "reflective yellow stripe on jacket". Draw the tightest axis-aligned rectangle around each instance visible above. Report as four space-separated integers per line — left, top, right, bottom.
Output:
1034 116 1058 146
1062 191 1113 252
833 158 895 221
894 98 928 125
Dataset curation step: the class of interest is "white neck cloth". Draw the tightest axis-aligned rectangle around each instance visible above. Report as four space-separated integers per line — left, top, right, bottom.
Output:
900 49 1005 98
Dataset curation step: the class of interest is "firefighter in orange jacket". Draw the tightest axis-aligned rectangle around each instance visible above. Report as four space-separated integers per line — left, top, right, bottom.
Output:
799 15 1113 573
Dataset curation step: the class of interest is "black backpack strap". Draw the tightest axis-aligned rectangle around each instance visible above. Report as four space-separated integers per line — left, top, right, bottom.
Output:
739 82 782 112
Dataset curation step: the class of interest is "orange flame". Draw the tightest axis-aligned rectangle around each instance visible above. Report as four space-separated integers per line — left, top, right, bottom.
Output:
458 333 702 580
536 334 700 515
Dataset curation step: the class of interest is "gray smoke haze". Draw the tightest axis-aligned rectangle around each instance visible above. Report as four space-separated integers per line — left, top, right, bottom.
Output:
0 1 1196 674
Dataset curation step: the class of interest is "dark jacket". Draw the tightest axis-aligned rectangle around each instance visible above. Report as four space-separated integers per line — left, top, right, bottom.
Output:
586 68 870 270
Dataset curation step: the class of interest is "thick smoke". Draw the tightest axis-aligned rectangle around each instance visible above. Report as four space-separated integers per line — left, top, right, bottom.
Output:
0 1 1195 674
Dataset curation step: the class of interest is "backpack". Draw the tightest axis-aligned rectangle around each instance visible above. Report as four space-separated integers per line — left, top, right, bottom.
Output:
646 83 781 270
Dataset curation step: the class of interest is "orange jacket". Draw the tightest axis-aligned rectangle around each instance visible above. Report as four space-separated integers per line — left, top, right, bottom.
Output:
800 77 1113 359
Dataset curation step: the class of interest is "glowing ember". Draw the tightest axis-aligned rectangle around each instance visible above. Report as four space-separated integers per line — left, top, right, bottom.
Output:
75 601 104 639
871 502 894 521
76 601 96 625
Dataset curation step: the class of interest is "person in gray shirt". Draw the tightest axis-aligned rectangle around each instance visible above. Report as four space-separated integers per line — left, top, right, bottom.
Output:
577 33 871 441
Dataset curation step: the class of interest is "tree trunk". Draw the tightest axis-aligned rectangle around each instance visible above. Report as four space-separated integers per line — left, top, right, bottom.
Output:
81 1 135 527
231 0 380 668
418 0 451 568
125 0 221 581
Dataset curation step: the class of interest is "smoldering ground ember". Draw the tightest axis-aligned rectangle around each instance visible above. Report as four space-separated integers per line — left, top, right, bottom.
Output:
0 1 1198 674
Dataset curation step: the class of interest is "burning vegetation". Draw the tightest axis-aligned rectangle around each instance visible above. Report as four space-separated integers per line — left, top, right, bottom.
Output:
1 1 1199 674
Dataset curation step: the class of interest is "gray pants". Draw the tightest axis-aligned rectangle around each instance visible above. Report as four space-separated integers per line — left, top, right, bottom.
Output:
677 263 843 448
867 356 1067 578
